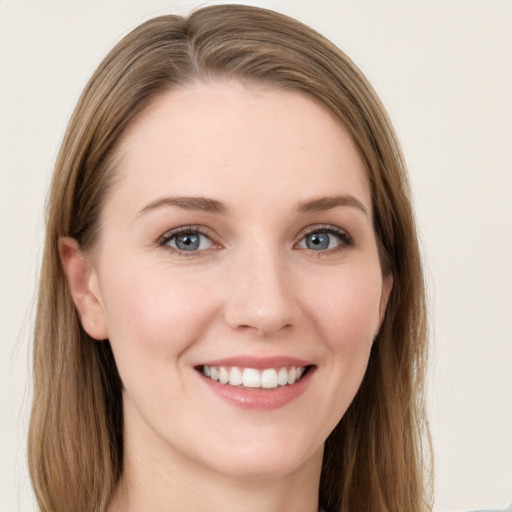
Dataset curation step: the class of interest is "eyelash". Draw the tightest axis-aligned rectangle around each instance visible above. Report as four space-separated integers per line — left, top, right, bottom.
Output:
157 224 354 256
296 224 354 254
157 225 220 256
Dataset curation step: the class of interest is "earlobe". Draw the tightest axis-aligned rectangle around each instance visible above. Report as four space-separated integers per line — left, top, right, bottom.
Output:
58 237 109 340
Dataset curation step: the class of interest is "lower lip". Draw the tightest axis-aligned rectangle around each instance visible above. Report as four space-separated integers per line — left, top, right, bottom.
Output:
198 368 314 411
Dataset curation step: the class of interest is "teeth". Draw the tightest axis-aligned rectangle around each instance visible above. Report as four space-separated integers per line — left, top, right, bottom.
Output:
201 365 306 388
277 367 288 386
287 367 297 385
243 368 260 388
219 367 229 385
261 369 277 389
229 367 243 386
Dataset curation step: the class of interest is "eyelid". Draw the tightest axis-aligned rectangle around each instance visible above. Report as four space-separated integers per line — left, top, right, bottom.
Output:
156 223 353 256
295 224 354 251
157 225 222 254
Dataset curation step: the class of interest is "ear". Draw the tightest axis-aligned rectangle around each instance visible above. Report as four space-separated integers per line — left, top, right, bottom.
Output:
58 237 109 340
378 273 394 330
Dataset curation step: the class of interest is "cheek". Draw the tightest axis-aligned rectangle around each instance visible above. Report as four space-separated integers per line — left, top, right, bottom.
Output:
99 261 218 368
303 265 383 351
287 265 384 436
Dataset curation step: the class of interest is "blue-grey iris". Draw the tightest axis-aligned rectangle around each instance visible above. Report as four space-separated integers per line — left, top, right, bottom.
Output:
175 233 200 251
306 232 330 250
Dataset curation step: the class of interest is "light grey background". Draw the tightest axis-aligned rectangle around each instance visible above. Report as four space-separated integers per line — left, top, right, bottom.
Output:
1 1 511 511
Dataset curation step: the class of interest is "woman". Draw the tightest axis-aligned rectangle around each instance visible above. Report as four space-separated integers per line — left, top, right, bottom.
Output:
28 4 431 512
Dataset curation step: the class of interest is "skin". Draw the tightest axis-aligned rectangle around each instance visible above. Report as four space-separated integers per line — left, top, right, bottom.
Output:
60 80 392 512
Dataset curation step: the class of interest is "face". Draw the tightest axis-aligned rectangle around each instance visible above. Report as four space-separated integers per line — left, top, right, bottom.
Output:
71 81 392 481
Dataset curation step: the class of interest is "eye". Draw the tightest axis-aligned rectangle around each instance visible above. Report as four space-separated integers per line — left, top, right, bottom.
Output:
159 227 216 253
297 226 352 252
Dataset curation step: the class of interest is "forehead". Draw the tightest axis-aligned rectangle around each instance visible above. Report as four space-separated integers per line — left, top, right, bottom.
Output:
109 80 371 217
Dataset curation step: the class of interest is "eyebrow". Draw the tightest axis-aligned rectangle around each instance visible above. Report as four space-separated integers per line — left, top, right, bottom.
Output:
137 194 368 217
138 196 229 216
296 195 368 216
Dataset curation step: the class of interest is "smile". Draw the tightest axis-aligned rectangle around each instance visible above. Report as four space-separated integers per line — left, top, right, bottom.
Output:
202 365 306 389
196 357 314 410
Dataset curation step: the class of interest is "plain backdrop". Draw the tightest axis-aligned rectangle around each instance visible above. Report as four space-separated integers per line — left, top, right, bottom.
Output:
1 1 511 511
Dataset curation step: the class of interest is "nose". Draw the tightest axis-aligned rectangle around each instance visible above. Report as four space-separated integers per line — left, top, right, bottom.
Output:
223 246 298 337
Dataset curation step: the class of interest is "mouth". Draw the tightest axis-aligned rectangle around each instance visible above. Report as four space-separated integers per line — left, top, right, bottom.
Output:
197 364 312 389
194 356 315 410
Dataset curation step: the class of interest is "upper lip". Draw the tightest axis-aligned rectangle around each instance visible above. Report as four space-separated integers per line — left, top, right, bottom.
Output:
195 356 313 370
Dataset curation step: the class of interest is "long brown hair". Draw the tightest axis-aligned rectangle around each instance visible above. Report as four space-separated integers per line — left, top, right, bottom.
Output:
29 5 431 511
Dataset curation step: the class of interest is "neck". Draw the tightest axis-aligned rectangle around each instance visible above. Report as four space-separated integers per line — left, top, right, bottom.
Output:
108 420 323 512
110 454 322 512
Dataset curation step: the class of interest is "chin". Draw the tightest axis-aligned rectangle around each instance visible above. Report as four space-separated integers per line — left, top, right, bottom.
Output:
197 428 324 481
